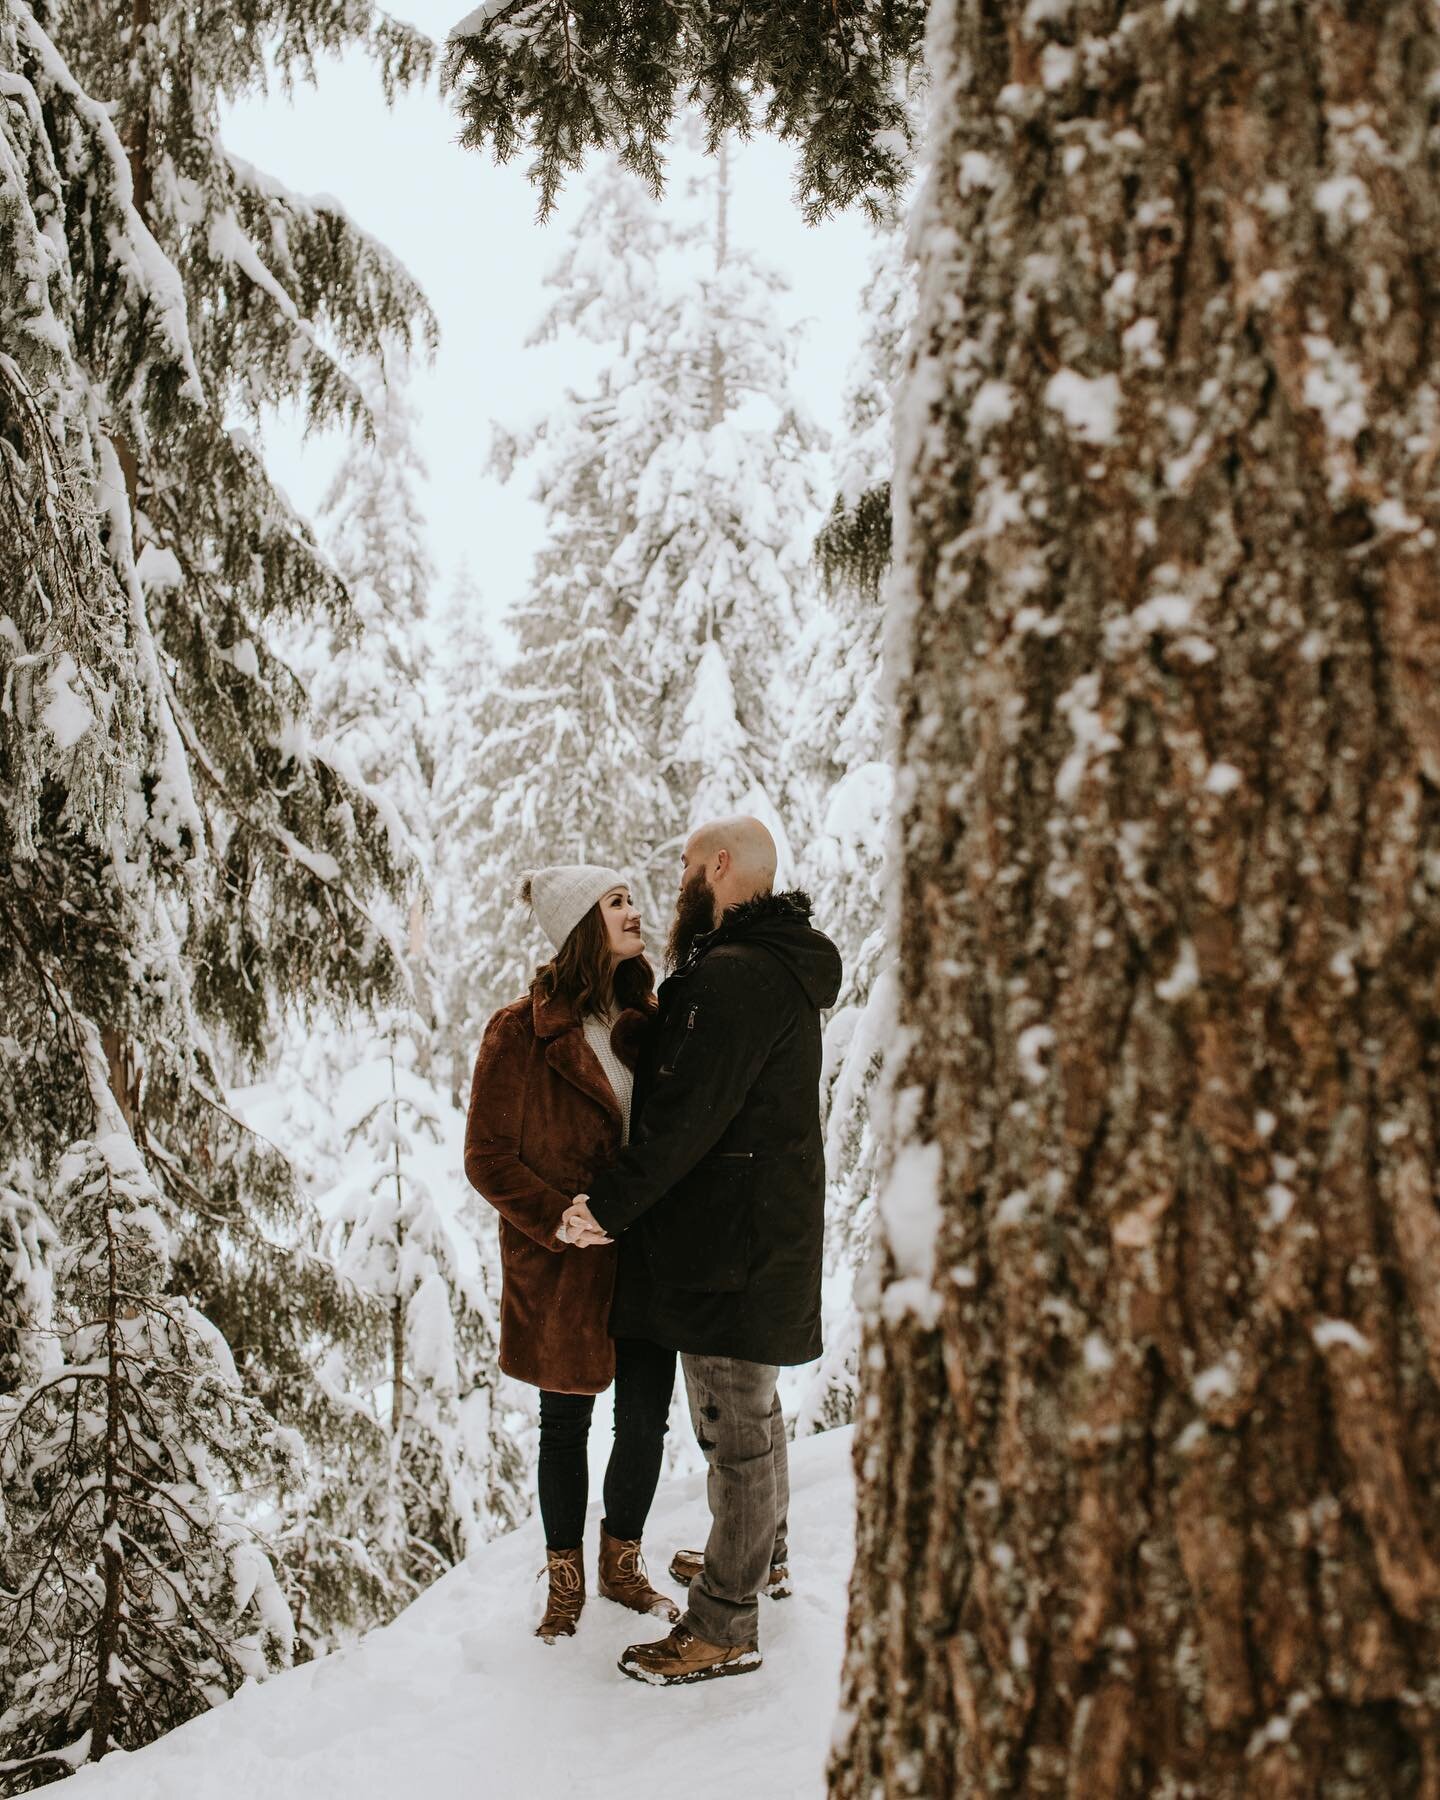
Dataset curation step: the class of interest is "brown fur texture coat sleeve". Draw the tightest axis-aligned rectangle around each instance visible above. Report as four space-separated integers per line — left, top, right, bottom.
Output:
463 1007 569 1253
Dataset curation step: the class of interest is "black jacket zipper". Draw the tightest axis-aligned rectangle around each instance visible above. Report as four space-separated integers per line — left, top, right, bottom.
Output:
659 1005 699 1077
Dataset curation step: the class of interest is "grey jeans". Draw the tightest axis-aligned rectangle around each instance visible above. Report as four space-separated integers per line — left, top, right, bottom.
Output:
680 1353 790 1650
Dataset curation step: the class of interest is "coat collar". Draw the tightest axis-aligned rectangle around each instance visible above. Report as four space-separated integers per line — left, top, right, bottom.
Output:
545 1027 621 1126
672 888 816 978
711 888 815 939
531 985 577 1041
530 987 652 1124
530 987 650 1051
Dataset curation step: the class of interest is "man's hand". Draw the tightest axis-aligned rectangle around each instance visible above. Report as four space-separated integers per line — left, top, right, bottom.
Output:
559 1195 612 1248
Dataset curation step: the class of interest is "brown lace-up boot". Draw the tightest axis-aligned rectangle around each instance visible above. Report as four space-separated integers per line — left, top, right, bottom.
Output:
536 1546 585 1642
618 1623 762 1687
668 1547 791 1600
598 1526 680 1621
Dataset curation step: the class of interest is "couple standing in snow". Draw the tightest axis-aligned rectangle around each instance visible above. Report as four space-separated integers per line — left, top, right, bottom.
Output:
463 817 841 1686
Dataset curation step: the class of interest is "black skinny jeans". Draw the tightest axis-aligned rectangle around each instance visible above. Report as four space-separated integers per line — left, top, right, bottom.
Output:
538 1336 676 1550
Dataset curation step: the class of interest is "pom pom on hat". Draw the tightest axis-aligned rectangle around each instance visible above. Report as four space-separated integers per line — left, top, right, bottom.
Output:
521 864 628 950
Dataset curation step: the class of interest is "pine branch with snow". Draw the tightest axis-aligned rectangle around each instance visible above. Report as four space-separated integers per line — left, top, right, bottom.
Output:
443 0 923 223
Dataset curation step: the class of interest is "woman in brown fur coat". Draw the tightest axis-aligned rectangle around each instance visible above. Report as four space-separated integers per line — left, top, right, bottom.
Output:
464 863 679 1643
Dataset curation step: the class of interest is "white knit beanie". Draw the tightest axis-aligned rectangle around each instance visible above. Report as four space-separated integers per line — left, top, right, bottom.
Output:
520 864 628 951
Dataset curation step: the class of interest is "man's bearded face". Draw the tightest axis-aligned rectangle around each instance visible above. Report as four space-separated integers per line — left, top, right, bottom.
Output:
667 870 717 970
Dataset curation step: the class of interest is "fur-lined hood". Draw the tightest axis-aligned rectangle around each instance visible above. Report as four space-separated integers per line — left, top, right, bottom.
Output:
700 887 842 1011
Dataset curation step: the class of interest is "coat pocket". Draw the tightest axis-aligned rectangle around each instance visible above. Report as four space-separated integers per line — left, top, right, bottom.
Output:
645 1152 755 1293
657 1004 699 1077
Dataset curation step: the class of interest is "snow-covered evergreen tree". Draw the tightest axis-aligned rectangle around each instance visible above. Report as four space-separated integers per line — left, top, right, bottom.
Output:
251 393 526 1651
0 0 438 1764
310 368 437 872
612 139 826 859
0 1039 296 1787
321 1012 523 1603
453 142 826 1029
427 569 518 1093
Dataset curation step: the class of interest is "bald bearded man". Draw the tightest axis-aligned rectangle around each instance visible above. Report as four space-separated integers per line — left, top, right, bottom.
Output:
562 817 842 1687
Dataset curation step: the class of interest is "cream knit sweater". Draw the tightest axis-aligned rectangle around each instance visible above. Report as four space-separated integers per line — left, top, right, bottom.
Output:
582 1011 634 1146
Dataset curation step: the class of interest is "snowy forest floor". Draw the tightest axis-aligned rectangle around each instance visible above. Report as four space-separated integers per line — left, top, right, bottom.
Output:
60 1428 856 1800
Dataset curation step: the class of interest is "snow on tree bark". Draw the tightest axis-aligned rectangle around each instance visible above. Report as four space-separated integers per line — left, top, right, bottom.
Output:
834 2 1440 1795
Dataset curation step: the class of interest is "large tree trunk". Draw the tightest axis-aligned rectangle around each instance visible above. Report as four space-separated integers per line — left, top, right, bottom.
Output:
833 3 1440 1795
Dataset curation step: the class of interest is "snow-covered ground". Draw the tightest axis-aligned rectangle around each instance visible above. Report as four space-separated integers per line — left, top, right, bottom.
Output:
61 1428 856 1800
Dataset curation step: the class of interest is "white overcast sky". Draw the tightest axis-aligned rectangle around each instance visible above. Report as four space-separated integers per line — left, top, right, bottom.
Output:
221 2 878 634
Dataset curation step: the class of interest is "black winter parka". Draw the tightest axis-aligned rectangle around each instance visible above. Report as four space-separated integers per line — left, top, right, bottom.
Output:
586 890 842 1367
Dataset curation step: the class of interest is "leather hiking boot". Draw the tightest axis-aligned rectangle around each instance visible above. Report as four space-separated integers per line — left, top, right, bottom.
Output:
598 1526 680 1621
618 1623 762 1687
668 1547 791 1600
536 1546 584 1643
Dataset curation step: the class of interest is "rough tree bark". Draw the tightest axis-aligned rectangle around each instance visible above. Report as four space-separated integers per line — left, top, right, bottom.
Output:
833 3 1440 1796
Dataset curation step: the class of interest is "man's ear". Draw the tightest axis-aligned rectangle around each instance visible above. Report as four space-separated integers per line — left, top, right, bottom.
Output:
713 848 730 881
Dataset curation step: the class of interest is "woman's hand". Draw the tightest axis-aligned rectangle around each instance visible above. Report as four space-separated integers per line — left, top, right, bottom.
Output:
560 1196 612 1247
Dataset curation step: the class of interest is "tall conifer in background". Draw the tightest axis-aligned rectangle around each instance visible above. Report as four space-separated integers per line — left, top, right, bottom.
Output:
617 135 827 857
456 163 679 1003
260 382 525 1652
311 369 438 879
428 565 506 1100
446 139 828 1038
792 231 914 1433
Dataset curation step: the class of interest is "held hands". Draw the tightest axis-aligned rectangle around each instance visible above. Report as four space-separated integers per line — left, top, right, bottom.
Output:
558 1195 612 1249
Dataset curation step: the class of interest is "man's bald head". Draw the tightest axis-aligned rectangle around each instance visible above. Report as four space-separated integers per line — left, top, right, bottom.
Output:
686 816 777 896
671 816 778 956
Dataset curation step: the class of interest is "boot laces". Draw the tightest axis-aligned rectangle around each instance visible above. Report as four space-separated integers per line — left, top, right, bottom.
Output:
549 1553 582 1596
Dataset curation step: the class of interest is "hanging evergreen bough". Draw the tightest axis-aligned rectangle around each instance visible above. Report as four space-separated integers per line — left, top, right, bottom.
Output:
814 480 894 611
442 0 926 223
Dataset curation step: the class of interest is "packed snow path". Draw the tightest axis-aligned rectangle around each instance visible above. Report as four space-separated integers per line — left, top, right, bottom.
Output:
63 1427 856 1800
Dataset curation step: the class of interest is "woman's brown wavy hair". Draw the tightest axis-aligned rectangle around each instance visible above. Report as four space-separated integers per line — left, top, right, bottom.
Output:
530 899 656 1019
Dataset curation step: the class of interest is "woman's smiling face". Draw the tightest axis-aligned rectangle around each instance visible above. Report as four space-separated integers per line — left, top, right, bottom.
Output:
600 885 644 963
